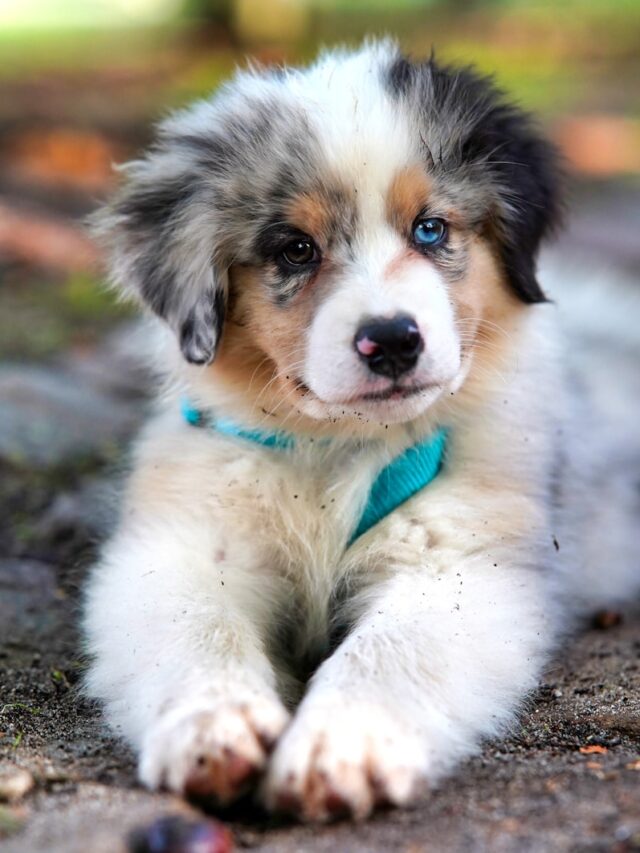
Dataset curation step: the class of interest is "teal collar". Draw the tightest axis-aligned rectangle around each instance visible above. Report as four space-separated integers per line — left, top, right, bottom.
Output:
182 400 294 449
181 400 446 545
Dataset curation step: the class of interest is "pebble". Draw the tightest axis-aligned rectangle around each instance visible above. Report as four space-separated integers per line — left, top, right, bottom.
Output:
0 364 142 469
592 611 623 630
0 764 35 803
128 814 234 853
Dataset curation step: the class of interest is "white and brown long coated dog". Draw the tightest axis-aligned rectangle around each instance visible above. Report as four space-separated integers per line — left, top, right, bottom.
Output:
84 41 639 821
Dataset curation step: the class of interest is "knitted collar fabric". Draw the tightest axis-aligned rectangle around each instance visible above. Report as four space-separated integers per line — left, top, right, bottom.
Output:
181 400 447 545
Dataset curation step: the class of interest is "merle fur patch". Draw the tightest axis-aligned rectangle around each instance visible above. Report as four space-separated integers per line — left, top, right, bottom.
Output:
385 55 562 302
92 43 561 368
92 88 324 360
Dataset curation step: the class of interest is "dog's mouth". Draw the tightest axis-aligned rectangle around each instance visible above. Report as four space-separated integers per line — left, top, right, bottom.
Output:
292 378 437 405
358 383 435 402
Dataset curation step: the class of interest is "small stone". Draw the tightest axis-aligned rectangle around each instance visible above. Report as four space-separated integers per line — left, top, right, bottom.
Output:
0 364 142 469
592 610 623 630
0 764 35 803
615 826 632 842
128 814 234 853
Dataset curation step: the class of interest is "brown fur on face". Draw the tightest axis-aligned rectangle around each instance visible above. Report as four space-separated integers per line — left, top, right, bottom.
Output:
190 174 525 441
208 264 319 427
385 166 472 284
386 165 471 235
449 236 525 381
204 182 362 429
286 192 332 244
386 165 433 237
385 165 524 396
384 163 518 311
282 184 357 260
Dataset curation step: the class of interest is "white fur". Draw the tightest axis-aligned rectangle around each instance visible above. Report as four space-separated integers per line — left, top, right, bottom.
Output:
83 43 639 822
85 305 549 808
305 258 461 424
291 41 463 423
84 292 638 820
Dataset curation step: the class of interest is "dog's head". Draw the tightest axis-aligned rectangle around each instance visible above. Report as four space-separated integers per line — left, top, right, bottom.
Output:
96 41 561 434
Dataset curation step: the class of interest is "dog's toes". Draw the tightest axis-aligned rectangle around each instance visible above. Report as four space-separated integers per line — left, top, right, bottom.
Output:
140 694 290 806
321 780 359 820
284 765 374 823
264 702 428 822
184 748 261 803
370 763 426 809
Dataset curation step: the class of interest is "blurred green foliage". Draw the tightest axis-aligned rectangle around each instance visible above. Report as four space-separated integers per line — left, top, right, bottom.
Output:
1 0 638 120
0 273 132 360
1 0 637 360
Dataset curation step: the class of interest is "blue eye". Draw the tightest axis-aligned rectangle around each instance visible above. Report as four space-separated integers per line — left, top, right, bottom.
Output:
413 217 447 248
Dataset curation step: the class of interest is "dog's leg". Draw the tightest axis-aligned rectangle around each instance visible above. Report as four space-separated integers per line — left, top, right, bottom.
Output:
265 493 557 821
84 511 289 804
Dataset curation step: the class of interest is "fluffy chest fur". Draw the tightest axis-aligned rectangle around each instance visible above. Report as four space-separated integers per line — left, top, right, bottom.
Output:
122 304 560 686
82 41 637 824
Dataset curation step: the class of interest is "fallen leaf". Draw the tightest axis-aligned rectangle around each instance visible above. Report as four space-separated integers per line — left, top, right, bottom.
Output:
579 745 608 755
0 204 97 273
592 610 623 630
5 128 122 193
553 115 640 176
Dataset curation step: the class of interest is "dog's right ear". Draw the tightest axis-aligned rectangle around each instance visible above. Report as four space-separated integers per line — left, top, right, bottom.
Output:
92 147 227 365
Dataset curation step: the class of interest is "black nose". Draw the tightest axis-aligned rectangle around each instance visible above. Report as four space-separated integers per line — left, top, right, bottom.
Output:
354 314 424 379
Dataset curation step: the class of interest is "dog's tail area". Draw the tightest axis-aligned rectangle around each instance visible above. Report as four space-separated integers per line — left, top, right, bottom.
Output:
541 249 640 614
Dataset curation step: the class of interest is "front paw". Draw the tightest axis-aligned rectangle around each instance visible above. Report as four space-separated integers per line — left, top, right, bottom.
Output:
264 701 429 822
140 693 290 805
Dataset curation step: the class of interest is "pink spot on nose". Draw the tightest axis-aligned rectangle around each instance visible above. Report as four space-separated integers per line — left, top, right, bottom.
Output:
356 336 379 357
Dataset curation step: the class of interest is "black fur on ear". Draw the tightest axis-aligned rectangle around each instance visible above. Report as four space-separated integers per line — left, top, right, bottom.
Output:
387 55 563 303
91 149 228 365
178 286 227 365
451 65 563 304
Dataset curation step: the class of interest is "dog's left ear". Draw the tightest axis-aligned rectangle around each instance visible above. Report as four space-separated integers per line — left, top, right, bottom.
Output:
92 146 227 365
453 68 563 303
391 57 563 303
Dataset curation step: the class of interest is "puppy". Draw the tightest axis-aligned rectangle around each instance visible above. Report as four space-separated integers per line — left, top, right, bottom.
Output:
83 40 637 821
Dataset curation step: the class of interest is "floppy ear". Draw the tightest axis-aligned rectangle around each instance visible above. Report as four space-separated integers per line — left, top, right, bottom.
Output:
390 56 563 303
93 147 227 364
457 79 563 304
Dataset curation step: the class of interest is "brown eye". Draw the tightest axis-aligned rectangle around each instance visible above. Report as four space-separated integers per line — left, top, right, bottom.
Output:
281 238 317 267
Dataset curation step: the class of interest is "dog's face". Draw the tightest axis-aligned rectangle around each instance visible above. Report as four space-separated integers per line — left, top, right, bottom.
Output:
97 42 560 433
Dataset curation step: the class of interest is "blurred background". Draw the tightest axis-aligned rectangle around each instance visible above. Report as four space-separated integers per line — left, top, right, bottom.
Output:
1 0 639 364
1 3 640 849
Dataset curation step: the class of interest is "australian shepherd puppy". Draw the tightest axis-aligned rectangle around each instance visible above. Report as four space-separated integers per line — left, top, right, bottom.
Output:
83 41 636 822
